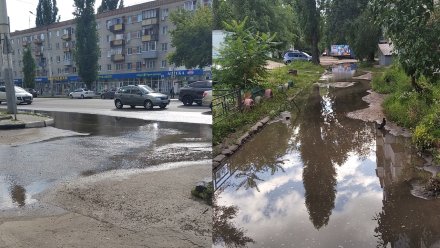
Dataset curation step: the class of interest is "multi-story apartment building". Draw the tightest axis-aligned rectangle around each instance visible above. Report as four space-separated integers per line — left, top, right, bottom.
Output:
1 0 211 95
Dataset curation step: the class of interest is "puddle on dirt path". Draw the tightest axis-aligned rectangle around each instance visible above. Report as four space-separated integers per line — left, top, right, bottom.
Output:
213 73 440 247
0 112 211 211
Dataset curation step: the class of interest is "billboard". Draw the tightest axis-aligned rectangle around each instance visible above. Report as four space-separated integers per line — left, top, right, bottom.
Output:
330 45 353 58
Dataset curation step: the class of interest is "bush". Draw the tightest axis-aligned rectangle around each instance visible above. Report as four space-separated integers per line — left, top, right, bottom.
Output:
413 109 440 150
372 64 411 94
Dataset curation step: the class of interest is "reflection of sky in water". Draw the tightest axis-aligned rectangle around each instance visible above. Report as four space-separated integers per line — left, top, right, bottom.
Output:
217 143 383 247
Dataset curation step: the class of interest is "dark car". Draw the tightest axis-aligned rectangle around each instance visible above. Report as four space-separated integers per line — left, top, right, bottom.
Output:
114 85 170 110
26 88 38 98
178 80 213 106
100 88 117 99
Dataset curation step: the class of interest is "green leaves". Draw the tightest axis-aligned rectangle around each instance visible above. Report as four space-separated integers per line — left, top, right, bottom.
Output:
35 0 59 27
168 6 213 69
22 46 36 89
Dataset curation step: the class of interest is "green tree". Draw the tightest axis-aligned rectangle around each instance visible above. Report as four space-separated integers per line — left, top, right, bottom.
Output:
118 0 124 9
371 0 440 92
213 0 232 30
295 0 321 64
22 46 36 89
35 0 59 27
97 0 119 14
74 0 100 89
168 6 212 68
214 18 275 107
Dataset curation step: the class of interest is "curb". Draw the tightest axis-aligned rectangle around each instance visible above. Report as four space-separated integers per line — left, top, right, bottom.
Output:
0 118 54 130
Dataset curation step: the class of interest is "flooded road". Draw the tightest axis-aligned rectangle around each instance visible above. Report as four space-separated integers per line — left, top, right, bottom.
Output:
213 76 440 247
0 112 211 212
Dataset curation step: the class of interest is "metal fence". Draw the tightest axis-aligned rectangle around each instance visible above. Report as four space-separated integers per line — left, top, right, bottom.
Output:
212 89 240 124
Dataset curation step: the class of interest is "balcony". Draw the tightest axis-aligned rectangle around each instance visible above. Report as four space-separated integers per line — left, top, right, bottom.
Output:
64 47 71 52
141 50 158 59
110 39 125 47
64 60 73 66
61 33 72 41
109 23 125 33
141 34 158 42
34 38 43 45
111 54 125 62
142 18 158 26
22 41 30 47
35 51 42 57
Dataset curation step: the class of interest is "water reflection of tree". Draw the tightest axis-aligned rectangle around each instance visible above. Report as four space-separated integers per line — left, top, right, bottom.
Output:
213 197 255 248
228 122 291 191
298 84 375 229
10 184 26 207
373 183 440 248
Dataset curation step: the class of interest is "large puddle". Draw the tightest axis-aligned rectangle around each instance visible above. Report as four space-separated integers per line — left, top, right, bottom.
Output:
0 112 211 211
213 72 440 247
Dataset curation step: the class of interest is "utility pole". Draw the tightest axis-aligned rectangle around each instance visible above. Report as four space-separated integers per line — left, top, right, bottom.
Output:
0 0 17 116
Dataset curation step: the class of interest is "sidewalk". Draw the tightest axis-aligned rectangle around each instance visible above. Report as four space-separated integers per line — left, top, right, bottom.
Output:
0 111 54 130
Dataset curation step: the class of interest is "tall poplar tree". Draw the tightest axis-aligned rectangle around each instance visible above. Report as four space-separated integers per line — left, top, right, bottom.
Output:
74 0 99 89
97 0 119 14
295 0 321 64
22 46 36 89
35 0 59 27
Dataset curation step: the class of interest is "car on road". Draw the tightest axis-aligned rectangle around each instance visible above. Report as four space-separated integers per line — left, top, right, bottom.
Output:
114 85 170 110
25 88 38 98
0 86 33 104
69 88 96 99
283 50 312 64
179 80 213 106
202 90 212 109
100 88 117 99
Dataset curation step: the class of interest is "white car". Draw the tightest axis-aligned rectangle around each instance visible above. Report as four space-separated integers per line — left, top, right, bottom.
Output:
283 50 312 64
0 86 33 104
69 88 96 99
202 90 212 109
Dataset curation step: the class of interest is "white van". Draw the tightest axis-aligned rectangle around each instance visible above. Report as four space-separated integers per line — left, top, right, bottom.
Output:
0 86 33 105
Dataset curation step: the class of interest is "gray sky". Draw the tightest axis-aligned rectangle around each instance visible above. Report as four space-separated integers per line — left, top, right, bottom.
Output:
6 0 151 32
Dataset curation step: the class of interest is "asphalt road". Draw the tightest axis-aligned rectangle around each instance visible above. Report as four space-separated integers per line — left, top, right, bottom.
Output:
0 97 212 124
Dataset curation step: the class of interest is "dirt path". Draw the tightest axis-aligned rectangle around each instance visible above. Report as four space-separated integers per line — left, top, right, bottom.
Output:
0 162 212 248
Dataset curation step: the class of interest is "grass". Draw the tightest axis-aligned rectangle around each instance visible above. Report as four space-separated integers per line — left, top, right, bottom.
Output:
371 62 440 152
213 61 324 147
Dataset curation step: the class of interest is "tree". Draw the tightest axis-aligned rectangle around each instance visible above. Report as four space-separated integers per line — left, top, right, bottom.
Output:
168 6 212 69
35 0 59 27
214 18 275 108
295 0 321 64
213 0 233 30
118 0 124 9
74 0 100 89
22 46 36 89
371 0 440 92
97 0 119 14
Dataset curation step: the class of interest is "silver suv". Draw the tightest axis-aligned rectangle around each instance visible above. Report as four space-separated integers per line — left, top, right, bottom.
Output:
283 50 312 64
114 85 170 110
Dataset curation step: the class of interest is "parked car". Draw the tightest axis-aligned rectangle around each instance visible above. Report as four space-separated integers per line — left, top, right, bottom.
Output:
114 85 170 110
26 88 38 97
202 90 212 109
69 88 95 99
283 50 312 64
100 88 117 99
179 80 213 106
0 86 33 104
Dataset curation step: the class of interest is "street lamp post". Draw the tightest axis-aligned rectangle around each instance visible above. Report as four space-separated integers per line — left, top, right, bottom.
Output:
0 0 17 116
30 11 54 97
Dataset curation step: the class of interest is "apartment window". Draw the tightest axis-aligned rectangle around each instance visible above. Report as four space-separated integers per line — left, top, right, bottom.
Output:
64 67 70 74
136 46 142 54
136 61 142 71
137 14 142 22
107 35 111 42
184 1 196 11
162 26 168 35
146 60 155 69
126 32 131 41
127 63 132 70
96 23 100 29
127 47 132 55
115 34 124 40
143 42 156 52
137 31 141 38
128 16 132 24
116 63 123 71
161 43 167 51
161 8 169 21
73 67 77 73
64 53 72 61
161 60 167 68
56 30 60 36
107 64 112 71
98 65 102 71
107 51 112 57
56 56 61 63
56 43 60 49
142 9 157 19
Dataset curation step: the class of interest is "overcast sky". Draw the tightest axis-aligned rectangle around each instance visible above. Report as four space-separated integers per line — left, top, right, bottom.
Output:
6 0 151 32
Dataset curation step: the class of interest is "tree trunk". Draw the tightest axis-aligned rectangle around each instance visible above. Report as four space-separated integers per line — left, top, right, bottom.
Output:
411 75 422 93
367 52 375 62
311 31 320 65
